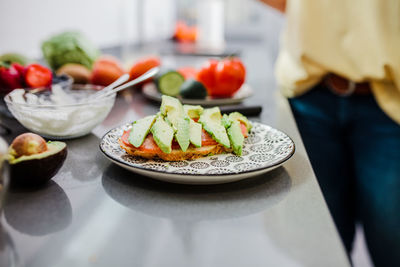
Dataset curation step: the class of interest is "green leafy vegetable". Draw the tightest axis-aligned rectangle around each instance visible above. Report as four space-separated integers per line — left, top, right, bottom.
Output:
41 31 99 70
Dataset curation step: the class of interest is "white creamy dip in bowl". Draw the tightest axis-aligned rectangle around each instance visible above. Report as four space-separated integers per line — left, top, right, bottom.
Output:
4 84 116 139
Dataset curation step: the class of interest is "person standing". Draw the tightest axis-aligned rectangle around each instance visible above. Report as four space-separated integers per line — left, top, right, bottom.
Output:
260 0 400 266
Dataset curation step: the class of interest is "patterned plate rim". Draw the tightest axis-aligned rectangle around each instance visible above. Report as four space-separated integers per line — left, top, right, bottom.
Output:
99 122 296 177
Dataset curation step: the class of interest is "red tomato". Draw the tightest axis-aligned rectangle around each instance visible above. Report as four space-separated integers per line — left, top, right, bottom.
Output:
139 134 163 152
121 130 162 152
201 129 218 146
177 66 198 80
240 123 248 138
197 58 246 97
24 63 52 88
121 130 131 147
213 58 245 97
129 56 161 84
196 59 218 95
91 56 125 86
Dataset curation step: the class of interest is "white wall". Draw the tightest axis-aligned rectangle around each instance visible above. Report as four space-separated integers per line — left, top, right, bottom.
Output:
0 0 175 59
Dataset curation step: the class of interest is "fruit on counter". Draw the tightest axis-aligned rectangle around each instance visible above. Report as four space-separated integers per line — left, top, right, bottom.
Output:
90 56 125 86
196 59 218 95
179 79 207 99
24 64 53 88
177 66 198 80
7 133 67 186
0 62 24 94
0 53 30 66
129 56 161 85
118 96 251 161
173 21 197 43
197 57 246 97
41 31 99 70
155 69 185 97
56 63 91 84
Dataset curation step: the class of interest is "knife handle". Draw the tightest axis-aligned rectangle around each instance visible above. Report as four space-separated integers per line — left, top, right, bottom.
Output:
220 105 262 117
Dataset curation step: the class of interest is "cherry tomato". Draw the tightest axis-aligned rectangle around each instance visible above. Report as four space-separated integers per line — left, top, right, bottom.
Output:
177 66 198 80
196 58 246 97
129 56 161 84
24 63 52 88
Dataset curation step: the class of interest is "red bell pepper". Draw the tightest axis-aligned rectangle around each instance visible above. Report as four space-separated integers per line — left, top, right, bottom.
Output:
0 62 25 94
197 57 246 97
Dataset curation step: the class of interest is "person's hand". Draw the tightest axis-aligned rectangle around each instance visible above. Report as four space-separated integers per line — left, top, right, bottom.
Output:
259 0 286 13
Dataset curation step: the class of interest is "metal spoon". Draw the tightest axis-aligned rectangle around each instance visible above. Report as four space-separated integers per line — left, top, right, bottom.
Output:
92 67 160 100
90 73 130 99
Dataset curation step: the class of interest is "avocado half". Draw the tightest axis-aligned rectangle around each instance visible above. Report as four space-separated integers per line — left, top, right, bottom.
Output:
9 141 67 186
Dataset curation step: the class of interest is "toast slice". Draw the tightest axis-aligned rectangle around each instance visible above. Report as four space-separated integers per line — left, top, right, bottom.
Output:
118 138 227 161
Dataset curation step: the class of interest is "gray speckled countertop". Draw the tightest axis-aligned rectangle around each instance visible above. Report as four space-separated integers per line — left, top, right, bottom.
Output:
0 38 350 267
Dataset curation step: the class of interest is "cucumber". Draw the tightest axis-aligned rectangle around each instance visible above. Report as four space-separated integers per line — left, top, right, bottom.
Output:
180 79 207 99
155 69 185 96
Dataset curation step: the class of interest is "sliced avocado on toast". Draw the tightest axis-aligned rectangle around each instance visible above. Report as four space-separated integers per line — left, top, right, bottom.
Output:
150 115 174 154
183 104 204 119
189 119 202 147
160 95 190 152
221 114 232 128
183 104 204 147
129 115 156 148
175 117 190 151
226 120 244 155
198 107 230 148
229 112 252 133
221 112 250 156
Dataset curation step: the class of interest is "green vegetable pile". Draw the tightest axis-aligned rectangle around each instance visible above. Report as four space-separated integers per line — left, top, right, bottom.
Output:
41 31 99 70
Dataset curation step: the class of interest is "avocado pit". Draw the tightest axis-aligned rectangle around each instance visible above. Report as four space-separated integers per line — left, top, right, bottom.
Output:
10 133 47 157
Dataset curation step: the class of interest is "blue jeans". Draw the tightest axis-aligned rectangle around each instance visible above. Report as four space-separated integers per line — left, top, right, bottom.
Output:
289 85 400 267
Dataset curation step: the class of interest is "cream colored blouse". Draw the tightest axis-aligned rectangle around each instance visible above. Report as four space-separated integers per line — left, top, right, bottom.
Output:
275 0 400 124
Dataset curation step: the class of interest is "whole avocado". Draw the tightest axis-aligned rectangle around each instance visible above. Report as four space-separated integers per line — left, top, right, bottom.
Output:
0 53 30 66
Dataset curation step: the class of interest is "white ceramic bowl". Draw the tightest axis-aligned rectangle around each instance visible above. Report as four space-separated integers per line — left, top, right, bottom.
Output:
4 84 116 139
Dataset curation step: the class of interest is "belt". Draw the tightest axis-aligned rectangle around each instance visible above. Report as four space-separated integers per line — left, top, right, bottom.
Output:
323 74 371 96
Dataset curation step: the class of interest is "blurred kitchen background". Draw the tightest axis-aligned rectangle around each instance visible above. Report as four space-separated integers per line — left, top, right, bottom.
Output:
0 0 372 266
0 0 281 59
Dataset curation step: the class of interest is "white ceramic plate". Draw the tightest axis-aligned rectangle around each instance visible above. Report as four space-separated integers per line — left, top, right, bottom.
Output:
100 122 295 184
142 82 253 106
